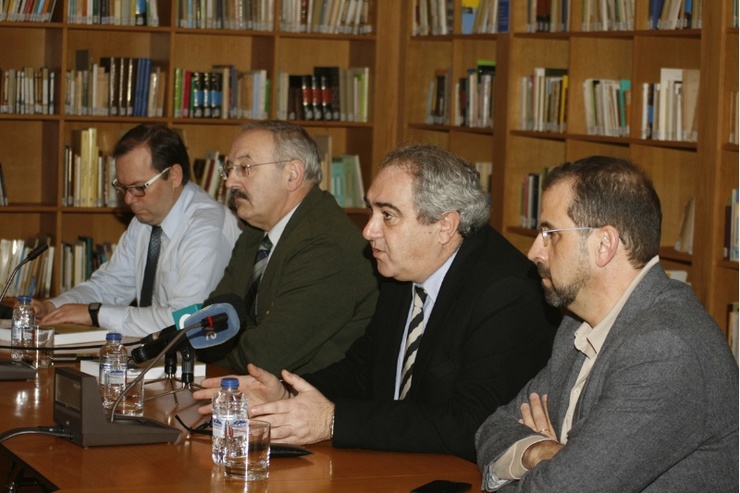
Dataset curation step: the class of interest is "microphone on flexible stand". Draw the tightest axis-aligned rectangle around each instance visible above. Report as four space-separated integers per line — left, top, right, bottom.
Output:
109 309 233 423
0 242 49 302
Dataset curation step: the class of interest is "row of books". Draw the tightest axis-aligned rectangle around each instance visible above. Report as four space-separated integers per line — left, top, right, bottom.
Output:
179 0 273 30
0 0 56 22
461 0 509 34
412 0 453 36
60 237 116 294
173 67 267 120
65 54 166 118
648 0 703 30
67 0 159 26
276 66 370 123
0 164 8 206
519 170 547 229
0 238 55 299
311 135 365 208
0 67 56 115
583 78 632 137
62 128 123 208
519 67 568 134
640 67 700 142
453 61 496 128
724 189 739 262
191 151 229 205
281 0 373 34
525 0 573 32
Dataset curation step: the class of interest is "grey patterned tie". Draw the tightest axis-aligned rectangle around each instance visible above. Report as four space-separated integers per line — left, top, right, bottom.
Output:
139 225 162 308
399 286 427 400
246 235 273 320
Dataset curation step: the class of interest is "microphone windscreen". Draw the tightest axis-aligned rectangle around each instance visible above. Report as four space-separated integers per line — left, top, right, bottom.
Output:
185 302 240 350
205 293 249 323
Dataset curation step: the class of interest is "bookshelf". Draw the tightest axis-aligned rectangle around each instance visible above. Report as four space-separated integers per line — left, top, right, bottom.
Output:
0 1 400 299
400 1 739 338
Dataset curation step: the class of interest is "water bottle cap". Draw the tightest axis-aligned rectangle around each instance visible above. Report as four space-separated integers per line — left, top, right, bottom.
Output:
221 377 239 388
18 295 31 303
105 332 122 341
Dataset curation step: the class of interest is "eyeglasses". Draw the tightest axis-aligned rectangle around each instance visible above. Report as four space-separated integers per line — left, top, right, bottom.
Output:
174 414 212 437
539 227 594 247
112 167 171 197
218 159 289 179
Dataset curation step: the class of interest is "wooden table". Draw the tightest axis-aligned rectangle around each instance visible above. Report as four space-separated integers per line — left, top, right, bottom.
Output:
0 364 482 492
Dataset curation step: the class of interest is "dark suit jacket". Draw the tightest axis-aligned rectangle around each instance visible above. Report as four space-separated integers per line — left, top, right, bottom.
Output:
475 264 740 492
199 186 379 375
304 225 559 462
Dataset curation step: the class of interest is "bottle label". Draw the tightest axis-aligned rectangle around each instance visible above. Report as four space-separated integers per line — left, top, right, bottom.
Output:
212 417 224 439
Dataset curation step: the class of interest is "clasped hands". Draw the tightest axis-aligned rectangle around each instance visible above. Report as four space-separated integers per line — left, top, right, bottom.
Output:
192 363 334 445
519 393 564 469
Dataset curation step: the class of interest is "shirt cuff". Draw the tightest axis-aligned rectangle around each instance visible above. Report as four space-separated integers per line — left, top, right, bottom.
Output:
492 435 551 480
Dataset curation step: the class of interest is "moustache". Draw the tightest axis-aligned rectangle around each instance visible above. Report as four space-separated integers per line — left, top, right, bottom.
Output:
229 188 249 208
535 261 550 279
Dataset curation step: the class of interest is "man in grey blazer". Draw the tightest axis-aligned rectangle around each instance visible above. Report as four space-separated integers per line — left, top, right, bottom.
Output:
196 120 378 375
475 156 739 492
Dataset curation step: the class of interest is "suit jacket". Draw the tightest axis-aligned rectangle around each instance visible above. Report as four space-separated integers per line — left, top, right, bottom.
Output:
199 186 379 375
475 264 740 492
305 225 559 462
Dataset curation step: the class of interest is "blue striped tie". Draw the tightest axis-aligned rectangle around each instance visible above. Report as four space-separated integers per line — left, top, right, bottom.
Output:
399 286 427 399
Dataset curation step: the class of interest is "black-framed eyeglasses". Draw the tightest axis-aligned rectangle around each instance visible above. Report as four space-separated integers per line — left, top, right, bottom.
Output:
538 227 594 247
175 414 212 436
219 159 289 179
112 167 171 197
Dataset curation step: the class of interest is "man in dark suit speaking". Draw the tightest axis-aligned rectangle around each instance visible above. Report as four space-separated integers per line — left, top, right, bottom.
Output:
195 144 558 461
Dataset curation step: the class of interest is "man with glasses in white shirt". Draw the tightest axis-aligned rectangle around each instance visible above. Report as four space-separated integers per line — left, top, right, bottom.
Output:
35 124 241 337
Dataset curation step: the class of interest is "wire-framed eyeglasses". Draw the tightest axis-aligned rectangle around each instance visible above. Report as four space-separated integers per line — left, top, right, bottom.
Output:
538 227 594 246
219 159 290 179
112 167 171 197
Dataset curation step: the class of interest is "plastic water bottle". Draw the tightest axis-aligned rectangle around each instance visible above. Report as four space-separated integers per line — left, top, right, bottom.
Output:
211 377 248 466
99 332 128 413
11 295 34 361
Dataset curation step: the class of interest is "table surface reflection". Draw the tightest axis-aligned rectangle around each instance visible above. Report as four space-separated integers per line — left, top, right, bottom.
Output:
1 364 482 492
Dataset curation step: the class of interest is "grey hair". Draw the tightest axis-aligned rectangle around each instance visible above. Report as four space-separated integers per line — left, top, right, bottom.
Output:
240 120 322 186
380 144 490 236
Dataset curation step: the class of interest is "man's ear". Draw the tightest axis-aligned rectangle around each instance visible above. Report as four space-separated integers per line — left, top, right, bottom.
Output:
438 211 461 245
168 164 184 188
286 159 305 191
594 225 620 267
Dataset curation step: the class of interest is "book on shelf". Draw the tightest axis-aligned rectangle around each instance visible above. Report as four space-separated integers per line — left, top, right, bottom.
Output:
330 154 364 209
728 302 739 363
725 189 739 262
0 237 54 299
674 197 695 255
0 163 8 206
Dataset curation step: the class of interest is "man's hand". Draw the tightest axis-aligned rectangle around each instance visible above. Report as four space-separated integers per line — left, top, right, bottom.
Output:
38 303 92 325
248 369 334 445
32 299 56 318
518 393 563 469
193 363 288 415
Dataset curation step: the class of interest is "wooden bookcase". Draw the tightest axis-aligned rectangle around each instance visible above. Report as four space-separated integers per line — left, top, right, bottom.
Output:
0 1 401 298
399 1 739 337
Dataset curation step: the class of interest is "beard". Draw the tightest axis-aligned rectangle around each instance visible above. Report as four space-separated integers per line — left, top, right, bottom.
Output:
536 259 589 308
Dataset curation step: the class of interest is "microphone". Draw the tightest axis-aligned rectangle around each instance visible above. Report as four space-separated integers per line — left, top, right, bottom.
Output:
109 306 239 423
0 242 49 301
130 302 243 363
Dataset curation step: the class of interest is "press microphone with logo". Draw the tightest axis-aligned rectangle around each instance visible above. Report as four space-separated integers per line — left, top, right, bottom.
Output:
0 242 49 302
130 298 245 363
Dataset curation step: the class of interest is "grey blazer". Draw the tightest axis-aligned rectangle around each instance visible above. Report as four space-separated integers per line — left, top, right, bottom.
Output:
475 264 739 492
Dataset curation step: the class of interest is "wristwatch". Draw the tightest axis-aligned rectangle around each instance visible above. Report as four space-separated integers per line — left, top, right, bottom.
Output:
88 302 102 327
